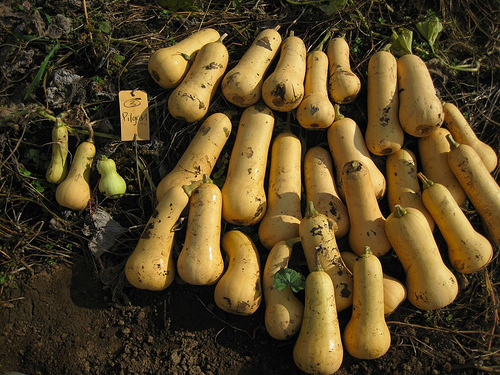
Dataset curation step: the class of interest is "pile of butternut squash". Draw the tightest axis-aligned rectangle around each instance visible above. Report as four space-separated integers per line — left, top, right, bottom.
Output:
131 27 499 372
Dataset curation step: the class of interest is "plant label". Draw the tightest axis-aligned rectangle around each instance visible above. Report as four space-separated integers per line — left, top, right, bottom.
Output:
119 90 150 141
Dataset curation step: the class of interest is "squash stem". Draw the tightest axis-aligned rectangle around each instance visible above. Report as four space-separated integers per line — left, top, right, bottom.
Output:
445 133 460 150
417 172 434 190
313 244 324 272
182 179 204 197
334 104 344 121
363 246 373 256
304 200 319 219
85 123 95 143
393 204 407 218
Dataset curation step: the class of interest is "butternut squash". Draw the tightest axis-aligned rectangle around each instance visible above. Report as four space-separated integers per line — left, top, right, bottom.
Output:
296 47 335 129
365 50 404 155
385 205 459 310
343 247 391 359
214 230 262 315
156 112 232 201
327 107 386 201
262 31 306 112
177 177 224 285
168 34 229 123
148 28 221 89
263 238 304 340
418 173 493 274
293 258 343 374
125 185 192 291
299 201 353 312
97 155 127 198
258 128 302 250
221 28 282 108
55 129 95 210
446 135 500 245
221 104 275 225
326 36 361 104
418 127 466 206
341 251 407 316
303 146 349 238
342 160 391 257
386 147 434 231
443 102 498 173
45 122 69 184
397 53 444 137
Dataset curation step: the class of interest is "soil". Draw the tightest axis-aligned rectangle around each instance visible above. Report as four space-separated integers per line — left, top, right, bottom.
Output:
1 0 499 374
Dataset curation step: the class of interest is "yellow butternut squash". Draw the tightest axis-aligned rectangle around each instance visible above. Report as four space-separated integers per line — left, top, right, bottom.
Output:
342 160 391 257
326 36 361 104
418 127 466 206
443 102 498 173
263 238 304 340
262 31 306 112
418 173 493 274
385 205 459 310
397 53 444 137
343 247 391 359
148 28 221 89
299 201 353 312
293 257 343 374
125 185 192 291
341 251 407 316
55 130 95 210
168 34 229 123
222 28 282 108
156 112 232 201
176 177 224 285
446 135 500 245
258 128 302 249
386 147 434 231
365 50 404 155
303 146 349 238
221 104 275 225
296 48 335 129
214 230 262 315
327 107 386 200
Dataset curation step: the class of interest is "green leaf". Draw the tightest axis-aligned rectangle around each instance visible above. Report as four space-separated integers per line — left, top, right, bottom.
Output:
316 0 346 16
273 268 306 293
98 21 111 34
416 16 443 51
390 28 413 57
23 42 60 101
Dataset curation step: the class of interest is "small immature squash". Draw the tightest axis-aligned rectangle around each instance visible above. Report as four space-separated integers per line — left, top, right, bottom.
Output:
46 123 69 184
97 155 127 198
56 138 96 210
